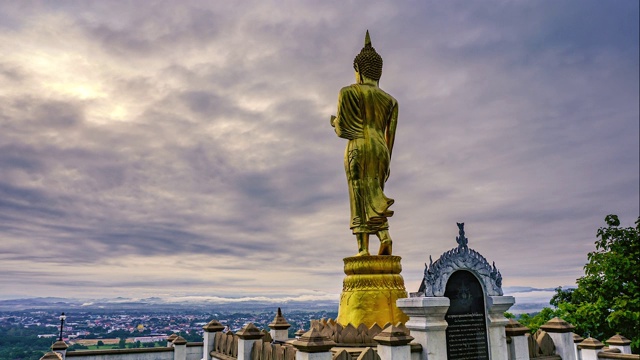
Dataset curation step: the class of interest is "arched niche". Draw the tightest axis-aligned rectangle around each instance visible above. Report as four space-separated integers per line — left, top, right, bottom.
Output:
444 270 490 359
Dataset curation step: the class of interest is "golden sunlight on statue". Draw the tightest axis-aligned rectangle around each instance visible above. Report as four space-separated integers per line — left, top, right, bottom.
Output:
331 30 398 257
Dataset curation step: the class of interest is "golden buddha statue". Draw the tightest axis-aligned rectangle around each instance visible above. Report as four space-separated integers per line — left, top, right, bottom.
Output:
331 30 398 257
330 31 408 329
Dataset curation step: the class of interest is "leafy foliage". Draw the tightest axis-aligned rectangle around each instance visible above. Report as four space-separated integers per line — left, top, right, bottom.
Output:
517 307 561 334
67 343 89 351
0 325 54 360
551 215 639 353
504 312 515 319
176 330 202 342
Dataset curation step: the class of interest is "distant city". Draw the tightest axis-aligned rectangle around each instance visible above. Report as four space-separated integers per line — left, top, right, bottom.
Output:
0 296 340 341
0 307 335 342
0 301 338 359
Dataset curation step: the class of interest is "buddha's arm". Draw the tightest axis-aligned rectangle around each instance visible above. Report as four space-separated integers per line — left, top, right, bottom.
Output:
332 86 362 140
386 101 399 159
331 93 345 137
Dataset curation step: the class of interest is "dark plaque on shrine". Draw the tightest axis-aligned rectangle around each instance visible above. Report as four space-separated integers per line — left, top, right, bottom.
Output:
444 270 489 360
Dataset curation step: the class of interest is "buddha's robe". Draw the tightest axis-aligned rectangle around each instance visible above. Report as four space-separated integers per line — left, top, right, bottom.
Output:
333 83 398 234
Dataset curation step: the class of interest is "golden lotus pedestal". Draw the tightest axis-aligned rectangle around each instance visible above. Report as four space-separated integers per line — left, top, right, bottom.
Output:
337 255 409 327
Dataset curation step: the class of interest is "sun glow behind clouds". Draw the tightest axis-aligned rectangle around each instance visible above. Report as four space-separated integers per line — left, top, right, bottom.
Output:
35 55 141 124
24 50 105 98
0 14 145 125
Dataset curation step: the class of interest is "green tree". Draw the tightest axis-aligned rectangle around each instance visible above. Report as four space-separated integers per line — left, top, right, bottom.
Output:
504 312 515 319
517 307 561 333
68 343 89 351
552 215 639 353
0 325 55 359
177 331 201 342
97 340 104 347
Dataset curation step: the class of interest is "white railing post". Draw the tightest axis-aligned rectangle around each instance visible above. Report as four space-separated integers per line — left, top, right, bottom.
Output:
577 337 604 360
173 335 188 360
202 319 225 360
606 334 632 354
505 319 530 360
374 324 414 360
540 317 576 360
486 296 515 360
292 328 336 360
237 323 264 360
573 333 584 360
51 340 68 359
269 308 291 342
397 297 449 360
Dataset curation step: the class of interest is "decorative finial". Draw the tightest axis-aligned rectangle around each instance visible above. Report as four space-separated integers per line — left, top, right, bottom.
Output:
365 30 372 47
269 307 291 330
456 222 468 247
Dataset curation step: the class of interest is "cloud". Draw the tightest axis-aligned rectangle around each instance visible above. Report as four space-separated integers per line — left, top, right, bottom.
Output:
163 292 340 304
0 0 637 300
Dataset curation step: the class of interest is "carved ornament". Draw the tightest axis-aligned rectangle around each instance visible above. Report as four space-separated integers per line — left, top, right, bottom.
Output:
416 223 503 297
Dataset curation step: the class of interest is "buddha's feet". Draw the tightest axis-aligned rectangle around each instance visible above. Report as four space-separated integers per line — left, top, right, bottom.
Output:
378 240 392 255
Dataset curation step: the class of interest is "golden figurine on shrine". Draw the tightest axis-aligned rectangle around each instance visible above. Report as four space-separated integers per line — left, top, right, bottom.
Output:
331 30 398 257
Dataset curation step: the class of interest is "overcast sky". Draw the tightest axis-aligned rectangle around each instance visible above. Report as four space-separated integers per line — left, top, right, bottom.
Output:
0 1 638 302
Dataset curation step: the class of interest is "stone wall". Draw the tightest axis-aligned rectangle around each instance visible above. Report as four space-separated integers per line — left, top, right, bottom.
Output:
64 342 203 360
66 347 173 360
186 343 203 360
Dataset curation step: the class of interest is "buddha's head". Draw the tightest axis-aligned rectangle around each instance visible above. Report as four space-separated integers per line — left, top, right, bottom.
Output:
353 30 383 83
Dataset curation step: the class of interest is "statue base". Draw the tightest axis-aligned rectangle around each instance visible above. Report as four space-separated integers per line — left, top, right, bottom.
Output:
337 255 409 327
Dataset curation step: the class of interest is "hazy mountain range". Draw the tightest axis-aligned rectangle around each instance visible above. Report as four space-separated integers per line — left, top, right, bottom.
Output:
0 287 564 314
